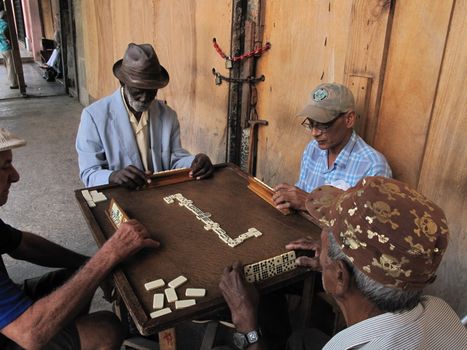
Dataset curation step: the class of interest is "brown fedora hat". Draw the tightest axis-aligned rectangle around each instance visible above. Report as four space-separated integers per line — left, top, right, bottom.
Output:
113 43 169 89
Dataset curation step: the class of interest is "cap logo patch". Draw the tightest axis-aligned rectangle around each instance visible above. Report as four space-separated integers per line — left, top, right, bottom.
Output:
313 88 328 101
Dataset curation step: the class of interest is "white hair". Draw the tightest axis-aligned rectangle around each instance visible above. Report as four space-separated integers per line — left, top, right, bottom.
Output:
327 231 422 313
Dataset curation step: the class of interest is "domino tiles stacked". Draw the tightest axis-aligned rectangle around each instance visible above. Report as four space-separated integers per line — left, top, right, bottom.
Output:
82 189 107 208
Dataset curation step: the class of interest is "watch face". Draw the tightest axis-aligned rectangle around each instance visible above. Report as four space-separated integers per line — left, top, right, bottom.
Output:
233 332 248 349
247 330 259 343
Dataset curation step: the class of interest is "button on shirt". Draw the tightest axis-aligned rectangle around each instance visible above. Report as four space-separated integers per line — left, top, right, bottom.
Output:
120 88 153 172
296 131 392 192
323 296 467 349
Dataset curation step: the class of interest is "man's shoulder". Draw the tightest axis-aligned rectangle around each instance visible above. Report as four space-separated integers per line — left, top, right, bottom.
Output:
351 133 387 162
83 89 120 115
150 99 178 120
152 99 176 113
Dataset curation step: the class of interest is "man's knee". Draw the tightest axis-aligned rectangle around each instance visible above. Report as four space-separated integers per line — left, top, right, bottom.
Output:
76 311 123 350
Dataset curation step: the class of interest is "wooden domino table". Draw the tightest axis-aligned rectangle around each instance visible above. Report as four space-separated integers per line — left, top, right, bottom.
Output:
75 163 321 336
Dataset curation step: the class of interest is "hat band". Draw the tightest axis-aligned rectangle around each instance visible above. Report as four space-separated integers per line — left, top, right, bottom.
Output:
120 64 163 79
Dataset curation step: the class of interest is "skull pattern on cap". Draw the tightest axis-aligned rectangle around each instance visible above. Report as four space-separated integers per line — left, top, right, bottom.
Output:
306 176 449 290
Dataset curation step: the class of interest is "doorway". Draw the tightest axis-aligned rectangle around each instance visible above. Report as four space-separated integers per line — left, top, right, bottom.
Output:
0 0 78 100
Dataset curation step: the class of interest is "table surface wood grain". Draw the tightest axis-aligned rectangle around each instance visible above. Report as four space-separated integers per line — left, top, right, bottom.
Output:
75 164 321 335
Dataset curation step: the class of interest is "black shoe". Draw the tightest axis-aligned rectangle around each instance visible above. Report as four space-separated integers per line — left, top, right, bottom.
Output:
10 85 19 89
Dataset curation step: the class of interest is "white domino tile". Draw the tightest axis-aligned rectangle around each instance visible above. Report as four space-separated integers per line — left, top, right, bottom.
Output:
168 275 187 289
165 288 178 303
185 288 206 298
150 307 172 319
175 299 196 309
93 193 107 203
81 190 92 201
144 279 165 291
153 293 164 309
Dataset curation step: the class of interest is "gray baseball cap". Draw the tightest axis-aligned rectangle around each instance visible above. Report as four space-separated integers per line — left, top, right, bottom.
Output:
0 128 26 152
297 83 355 123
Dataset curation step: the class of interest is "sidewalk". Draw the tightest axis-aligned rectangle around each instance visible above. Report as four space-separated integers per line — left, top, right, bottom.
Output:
0 61 65 99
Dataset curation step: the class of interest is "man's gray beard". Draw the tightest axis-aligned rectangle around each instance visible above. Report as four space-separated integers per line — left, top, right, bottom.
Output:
129 100 152 112
124 88 153 112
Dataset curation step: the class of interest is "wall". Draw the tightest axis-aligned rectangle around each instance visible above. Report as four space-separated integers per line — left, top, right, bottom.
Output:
21 0 42 60
81 0 232 163
39 0 54 39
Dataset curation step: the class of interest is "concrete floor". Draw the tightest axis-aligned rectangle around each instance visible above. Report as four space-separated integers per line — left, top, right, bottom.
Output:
0 87 214 349
0 62 65 99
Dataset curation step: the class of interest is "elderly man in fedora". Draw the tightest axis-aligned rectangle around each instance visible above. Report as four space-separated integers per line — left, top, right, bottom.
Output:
0 128 160 349
272 83 391 212
76 43 214 188
219 177 467 349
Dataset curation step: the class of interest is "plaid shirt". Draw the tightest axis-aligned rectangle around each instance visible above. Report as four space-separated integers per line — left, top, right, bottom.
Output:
296 131 392 192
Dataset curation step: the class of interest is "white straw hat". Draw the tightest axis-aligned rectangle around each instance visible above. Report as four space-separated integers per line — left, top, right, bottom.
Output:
0 128 26 152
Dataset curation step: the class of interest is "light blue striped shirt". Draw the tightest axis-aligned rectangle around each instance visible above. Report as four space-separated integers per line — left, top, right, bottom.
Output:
324 296 467 349
296 131 392 192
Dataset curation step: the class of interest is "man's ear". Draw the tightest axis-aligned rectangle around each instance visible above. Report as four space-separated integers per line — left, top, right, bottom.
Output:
345 111 357 129
334 260 352 296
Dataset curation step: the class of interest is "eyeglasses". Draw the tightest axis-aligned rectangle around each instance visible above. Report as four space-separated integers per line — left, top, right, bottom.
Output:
301 112 347 132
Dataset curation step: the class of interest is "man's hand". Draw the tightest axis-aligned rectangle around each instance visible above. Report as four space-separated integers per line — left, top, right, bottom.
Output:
219 261 259 333
109 166 152 190
286 236 322 271
190 153 214 180
272 183 308 211
105 220 159 264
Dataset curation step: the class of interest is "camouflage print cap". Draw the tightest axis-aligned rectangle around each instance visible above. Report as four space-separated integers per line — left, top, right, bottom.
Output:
305 177 449 290
297 83 355 123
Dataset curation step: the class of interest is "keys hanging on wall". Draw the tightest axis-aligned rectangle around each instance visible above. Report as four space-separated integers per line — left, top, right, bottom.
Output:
225 58 233 69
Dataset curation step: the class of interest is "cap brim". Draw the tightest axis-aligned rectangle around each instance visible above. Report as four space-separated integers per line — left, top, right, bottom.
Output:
112 59 170 89
305 185 344 227
0 140 26 152
297 104 340 123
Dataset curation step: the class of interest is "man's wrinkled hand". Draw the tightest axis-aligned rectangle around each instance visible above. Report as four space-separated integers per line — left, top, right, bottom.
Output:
272 183 308 211
286 236 322 271
106 219 159 264
219 261 259 333
190 153 214 180
109 166 152 190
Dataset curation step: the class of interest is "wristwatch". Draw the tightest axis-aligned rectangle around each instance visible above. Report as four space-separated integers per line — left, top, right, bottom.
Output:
233 329 262 349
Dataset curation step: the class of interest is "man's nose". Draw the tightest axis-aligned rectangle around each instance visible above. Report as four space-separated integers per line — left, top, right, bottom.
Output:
9 166 20 183
311 127 323 136
139 91 156 102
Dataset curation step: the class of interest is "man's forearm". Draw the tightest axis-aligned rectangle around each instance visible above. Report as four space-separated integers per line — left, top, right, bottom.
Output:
9 231 89 269
2 244 117 349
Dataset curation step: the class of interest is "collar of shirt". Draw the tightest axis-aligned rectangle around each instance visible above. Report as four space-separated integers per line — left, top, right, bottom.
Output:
318 130 357 174
120 87 149 132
